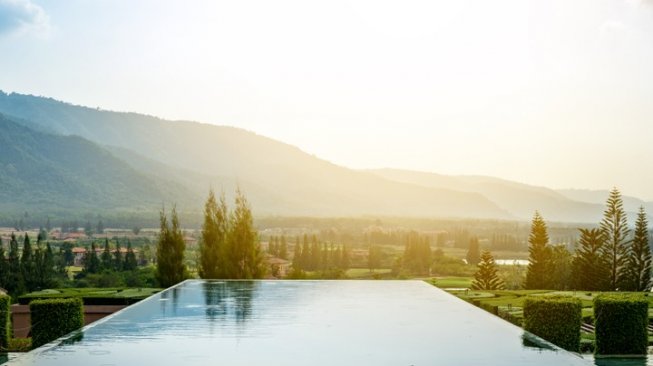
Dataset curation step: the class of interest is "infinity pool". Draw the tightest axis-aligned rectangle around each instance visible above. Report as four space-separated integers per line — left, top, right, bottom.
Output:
8 280 589 366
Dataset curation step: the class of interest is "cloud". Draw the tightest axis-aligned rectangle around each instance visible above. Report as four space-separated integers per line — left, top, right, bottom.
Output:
0 0 50 37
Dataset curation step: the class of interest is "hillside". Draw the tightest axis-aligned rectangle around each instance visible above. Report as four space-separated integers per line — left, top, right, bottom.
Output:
0 92 510 219
369 168 606 223
556 189 653 215
0 113 194 214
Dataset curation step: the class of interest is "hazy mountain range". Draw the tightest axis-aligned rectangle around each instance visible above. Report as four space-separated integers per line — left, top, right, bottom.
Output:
0 91 648 223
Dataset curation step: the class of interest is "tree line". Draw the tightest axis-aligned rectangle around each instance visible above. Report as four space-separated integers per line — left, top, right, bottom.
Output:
154 188 266 288
0 233 63 296
290 234 351 274
472 188 653 291
525 188 652 291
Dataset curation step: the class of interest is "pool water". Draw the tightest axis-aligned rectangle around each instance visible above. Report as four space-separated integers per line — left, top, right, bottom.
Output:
7 280 590 366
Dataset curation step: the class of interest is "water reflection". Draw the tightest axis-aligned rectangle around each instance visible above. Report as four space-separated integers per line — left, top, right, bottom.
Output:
202 281 257 324
521 332 556 351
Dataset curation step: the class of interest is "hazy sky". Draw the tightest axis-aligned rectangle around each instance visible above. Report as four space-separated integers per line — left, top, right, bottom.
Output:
1 0 653 199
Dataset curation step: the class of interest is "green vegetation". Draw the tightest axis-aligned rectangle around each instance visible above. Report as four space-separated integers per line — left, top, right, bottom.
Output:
521 189 653 293
525 211 551 290
523 296 581 351
30 298 84 349
626 207 652 292
199 189 228 278
594 294 648 356
572 228 610 291
19 288 160 305
156 206 188 287
0 295 10 350
428 277 473 289
471 250 503 290
289 234 350 278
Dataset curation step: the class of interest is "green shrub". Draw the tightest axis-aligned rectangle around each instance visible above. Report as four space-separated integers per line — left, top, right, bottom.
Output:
0 295 10 350
523 296 581 352
30 298 84 349
594 294 648 356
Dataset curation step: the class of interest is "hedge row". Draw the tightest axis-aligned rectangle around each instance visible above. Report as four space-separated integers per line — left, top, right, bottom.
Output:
0 295 10 350
30 298 84 349
594 294 648 356
523 296 582 352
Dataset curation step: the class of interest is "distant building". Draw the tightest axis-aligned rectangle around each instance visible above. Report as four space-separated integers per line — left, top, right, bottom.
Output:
72 247 137 267
265 256 291 278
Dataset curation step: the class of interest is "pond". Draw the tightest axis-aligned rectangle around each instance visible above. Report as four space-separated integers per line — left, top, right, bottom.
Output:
7 280 590 366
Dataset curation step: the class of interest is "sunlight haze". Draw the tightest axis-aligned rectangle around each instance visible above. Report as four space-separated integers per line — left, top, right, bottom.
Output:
1 0 652 199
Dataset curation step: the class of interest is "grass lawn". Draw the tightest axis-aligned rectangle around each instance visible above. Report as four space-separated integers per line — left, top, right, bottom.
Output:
346 268 392 278
427 277 473 289
441 286 653 324
19 287 161 305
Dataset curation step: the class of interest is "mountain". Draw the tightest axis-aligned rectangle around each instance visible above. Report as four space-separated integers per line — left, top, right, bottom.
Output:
368 168 607 223
0 113 194 215
556 189 653 215
0 92 510 219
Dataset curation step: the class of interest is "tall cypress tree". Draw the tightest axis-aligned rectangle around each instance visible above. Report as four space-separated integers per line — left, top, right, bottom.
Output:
7 234 23 295
625 206 652 291
124 241 138 271
84 243 101 274
156 206 187 287
466 237 481 265
600 187 630 291
21 233 37 292
525 211 552 289
291 238 302 271
199 189 228 278
279 236 288 260
225 188 264 279
0 239 8 291
471 250 504 290
572 228 610 291
114 241 123 271
100 239 112 271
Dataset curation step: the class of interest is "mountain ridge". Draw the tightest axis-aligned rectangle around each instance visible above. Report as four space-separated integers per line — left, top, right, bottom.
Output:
0 90 643 223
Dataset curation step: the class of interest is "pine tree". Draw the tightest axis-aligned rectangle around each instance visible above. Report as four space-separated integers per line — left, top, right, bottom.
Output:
124 241 138 271
466 237 481 265
21 233 37 291
572 228 610 291
84 243 100 274
101 239 112 270
625 206 652 291
6 233 23 295
0 239 8 291
600 188 631 291
279 236 288 260
525 211 552 289
199 189 228 278
310 236 320 271
341 244 351 270
471 250 504 290
549 245 573 290
39 243 55 289
224 189 265 279
300 235 310 271
114 241 123 271
156 206 188 287
292 239 302 271
368 245 382 272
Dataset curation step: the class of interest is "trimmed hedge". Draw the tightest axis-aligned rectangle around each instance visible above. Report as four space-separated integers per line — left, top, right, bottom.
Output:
594 294 648 356
30 298 84 349
0 295 10 350
523 296 582 352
